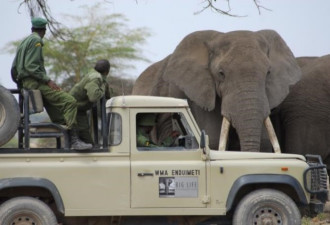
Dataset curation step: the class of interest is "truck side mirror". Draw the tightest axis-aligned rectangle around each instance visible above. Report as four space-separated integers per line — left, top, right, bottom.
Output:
200 130 210 160
200 130 206 149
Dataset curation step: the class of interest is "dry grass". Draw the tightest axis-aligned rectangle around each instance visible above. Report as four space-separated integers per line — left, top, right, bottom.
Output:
302 213 330 225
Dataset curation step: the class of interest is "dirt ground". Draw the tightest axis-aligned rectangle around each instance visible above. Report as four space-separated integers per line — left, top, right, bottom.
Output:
302 202 330 225
302 213 330 225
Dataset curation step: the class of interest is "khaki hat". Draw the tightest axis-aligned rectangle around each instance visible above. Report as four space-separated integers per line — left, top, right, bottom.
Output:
31 17 48 29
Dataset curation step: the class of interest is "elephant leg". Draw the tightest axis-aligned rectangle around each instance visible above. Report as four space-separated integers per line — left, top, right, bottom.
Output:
227 126 240 151
281 120 305 155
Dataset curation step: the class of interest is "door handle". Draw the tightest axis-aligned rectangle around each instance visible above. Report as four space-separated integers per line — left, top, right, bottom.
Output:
137 172 154 177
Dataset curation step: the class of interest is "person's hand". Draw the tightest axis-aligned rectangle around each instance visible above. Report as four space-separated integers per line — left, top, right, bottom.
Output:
47 80 61 91
170 130 180 138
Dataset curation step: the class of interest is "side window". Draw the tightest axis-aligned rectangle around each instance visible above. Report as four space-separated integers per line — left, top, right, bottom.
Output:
136 112 198 151
108 113 122 146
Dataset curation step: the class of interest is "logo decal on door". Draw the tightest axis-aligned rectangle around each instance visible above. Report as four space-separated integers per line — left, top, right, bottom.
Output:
159 177 198 198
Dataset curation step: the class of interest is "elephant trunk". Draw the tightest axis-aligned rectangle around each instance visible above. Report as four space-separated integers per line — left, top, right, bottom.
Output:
236 113 264 152
219 116 281 153
223 88 269 152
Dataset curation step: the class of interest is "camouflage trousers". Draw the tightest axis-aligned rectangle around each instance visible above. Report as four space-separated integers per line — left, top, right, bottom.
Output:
22 78 77 129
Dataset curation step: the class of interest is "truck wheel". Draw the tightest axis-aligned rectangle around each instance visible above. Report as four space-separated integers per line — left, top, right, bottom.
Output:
0 197 58 225
0 85 20 146
232 188 301 225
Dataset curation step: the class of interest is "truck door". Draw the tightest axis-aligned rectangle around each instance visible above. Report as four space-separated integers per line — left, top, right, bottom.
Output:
131 111 207 208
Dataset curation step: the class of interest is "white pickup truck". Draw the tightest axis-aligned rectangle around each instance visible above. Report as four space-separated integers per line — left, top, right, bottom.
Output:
0 91 327 225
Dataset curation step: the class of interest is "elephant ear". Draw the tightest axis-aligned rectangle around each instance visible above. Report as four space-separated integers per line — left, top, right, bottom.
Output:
162 30 222 111
257 30 302 109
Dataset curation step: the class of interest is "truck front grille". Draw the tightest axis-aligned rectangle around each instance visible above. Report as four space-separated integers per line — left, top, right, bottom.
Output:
304 154 328 194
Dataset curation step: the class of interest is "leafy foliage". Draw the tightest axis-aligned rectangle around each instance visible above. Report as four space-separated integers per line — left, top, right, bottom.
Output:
43 3 150 90
5 3 150 93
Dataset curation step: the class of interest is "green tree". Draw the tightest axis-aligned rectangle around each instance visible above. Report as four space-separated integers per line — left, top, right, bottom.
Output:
43 3 150 91
5 3 149 94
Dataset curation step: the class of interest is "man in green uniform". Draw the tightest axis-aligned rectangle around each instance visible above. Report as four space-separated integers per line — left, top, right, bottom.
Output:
69 59 111 144
11 17 92 150
136 113 180 148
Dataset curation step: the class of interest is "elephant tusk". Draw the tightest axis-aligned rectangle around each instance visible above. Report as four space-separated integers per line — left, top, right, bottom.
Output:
219 117 230 151
264 117 281 153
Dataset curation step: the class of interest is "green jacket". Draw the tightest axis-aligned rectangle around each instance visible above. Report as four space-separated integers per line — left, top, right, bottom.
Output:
70 71 110 111
11 32 50 83
136 127 175 148
137 128 157 147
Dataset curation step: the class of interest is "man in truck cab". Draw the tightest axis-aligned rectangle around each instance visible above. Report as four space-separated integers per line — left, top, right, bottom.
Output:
10 17 92 150
136 113 180 148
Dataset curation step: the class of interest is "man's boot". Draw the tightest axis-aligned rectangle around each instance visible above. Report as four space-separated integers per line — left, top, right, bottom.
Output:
69 129 93 150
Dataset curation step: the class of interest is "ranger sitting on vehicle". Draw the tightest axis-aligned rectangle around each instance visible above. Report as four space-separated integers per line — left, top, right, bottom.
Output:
69 59 111 145
10 17 92 150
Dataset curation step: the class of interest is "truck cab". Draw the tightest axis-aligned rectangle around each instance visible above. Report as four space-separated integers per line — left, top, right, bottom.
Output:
108 96 204 209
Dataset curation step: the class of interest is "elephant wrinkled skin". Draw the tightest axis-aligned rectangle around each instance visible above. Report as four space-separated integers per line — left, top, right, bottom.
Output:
133 30 301 151
278 54 330 166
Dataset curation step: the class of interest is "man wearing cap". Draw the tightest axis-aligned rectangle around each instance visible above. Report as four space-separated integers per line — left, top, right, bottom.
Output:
69 59 111 144
11 17 92 150
136 113 180 148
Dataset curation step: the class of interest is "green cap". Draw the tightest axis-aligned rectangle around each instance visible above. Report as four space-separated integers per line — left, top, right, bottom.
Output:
137 114 156 126
31 17 48 29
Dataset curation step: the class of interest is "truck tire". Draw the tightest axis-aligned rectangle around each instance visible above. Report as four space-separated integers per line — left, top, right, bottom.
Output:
0 85 20 146
232 188 301 225
0 196 58 225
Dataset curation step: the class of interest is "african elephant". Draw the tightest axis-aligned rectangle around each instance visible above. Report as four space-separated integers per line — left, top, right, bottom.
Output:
132 30 301 151
295 56 319 71
278 54 330 166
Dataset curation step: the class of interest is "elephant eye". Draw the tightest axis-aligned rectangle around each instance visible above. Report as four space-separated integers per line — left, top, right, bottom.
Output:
218 69 225 80
267 66 271 76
